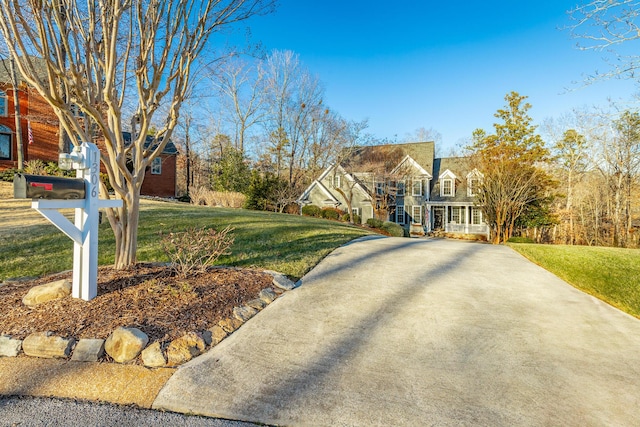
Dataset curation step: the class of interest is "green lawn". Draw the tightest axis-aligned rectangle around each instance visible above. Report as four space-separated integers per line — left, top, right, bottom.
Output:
508 243 640 318
0 200 373 281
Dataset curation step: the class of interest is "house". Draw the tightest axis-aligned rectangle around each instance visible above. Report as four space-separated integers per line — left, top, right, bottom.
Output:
298 141 489 239
0 57 177 198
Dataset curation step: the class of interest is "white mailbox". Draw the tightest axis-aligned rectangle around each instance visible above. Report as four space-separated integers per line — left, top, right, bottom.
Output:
29 142 122 301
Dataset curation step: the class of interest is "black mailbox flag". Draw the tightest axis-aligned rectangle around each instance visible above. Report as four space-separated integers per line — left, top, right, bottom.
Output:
13 173 86 200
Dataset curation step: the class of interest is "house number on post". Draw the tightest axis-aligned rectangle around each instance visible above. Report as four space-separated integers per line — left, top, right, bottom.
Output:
24 142 122 301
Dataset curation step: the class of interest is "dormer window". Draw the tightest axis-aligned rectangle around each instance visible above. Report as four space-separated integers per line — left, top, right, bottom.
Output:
442 179 453 196
439 169 458 197
466 169 484 197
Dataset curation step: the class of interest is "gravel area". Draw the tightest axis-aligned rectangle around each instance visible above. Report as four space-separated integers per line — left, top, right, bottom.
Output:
0 395 264 427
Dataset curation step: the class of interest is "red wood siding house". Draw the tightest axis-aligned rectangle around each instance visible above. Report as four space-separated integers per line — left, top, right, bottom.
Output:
0 60 177 198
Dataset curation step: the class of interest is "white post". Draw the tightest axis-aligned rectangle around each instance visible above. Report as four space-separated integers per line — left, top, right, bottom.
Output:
32 142 121 301
72 143 101 300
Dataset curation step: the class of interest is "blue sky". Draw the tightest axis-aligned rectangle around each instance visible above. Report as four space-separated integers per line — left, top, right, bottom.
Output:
243 1 638 151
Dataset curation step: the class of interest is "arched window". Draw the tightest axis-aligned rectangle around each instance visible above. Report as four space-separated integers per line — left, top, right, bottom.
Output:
0 90 7 117
0 124 12 160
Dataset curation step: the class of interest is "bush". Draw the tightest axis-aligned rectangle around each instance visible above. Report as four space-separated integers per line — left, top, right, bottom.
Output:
366 218 384 228
188 186 245 208
342 213 362 224
0 168 19 182
507 236 536 244
302 205 322 217
160 226 235 278
382 221 405 237
321 207 342 220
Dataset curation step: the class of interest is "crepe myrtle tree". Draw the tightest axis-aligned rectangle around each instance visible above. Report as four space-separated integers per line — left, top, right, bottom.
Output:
0 0 275 268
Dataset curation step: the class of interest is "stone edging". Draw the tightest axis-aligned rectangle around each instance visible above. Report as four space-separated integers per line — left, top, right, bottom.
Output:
0 271 299 368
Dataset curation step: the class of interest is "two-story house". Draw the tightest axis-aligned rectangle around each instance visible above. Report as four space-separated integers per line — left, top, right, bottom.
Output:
298 141 489 239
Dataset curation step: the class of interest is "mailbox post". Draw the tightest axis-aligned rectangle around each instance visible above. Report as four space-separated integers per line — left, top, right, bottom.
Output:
15 142 122 301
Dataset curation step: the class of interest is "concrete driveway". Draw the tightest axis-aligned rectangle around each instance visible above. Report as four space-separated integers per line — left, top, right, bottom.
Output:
153 237 640 426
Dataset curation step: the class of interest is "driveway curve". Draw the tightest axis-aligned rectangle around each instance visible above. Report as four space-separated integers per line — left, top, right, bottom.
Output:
154 237 640 426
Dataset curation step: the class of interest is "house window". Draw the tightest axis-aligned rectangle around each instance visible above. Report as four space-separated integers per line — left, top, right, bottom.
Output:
0 125 11 160
0 91 7 117
329 175 341 189
412 205 422 224
441 179 453 196
412 179 422 196
472 207 482 225
451 206 461 223
468 178 479 197
396 180 405 196
375 181 384 195
151 157 162 174
396 205 405 224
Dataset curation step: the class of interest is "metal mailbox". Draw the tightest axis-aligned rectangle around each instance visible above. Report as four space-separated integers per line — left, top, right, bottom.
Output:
13 173 86 200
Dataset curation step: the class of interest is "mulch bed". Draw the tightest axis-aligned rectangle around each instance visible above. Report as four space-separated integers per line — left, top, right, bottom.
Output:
0 264 274 344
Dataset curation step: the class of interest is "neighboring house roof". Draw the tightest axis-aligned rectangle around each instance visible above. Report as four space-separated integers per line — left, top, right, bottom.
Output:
0 56 49 86
122 131 178 156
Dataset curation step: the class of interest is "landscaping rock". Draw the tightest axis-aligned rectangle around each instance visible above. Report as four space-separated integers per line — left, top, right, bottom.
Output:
218 317 243 333
22 279 72 308
141 341 167 367
259 288 278 304
71 339 105 362
166 332 206 366
233 305 258 322
104 327 149 363
206 325 228 346
22 332 75 359
0 335 22 357
271 273 296 291
247 298 267 310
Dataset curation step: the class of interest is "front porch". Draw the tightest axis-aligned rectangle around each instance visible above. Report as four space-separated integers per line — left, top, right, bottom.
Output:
427 203 489 239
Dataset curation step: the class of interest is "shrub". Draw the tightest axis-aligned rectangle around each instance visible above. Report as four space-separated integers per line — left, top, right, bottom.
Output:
382 221 405 237
0 168 19 182
341 213 362 224
23 160 47 175
302 205 322 217
160 226 235 278
366 218 384 228
321 207 342 220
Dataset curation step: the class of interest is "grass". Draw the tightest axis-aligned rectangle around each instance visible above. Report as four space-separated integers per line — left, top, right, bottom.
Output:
0 200 373 281
508 243 640 318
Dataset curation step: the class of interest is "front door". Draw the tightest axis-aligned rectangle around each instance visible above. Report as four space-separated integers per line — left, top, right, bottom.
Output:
433 206 444 230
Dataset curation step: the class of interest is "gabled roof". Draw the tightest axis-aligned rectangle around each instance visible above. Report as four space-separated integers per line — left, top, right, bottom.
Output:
391 155 432 178
340 141 435 175
438 169 458 180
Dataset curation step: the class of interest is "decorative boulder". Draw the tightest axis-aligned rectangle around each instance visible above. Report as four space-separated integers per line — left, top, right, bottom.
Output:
259 288 278 304
141 341 167 368
166 332 206 366
22 332 75 358
218 317 243 333
22 279 71 308
206 325 228 346
0 335 22 357
71 339 105 362
104 327 149 363
233 305 258 322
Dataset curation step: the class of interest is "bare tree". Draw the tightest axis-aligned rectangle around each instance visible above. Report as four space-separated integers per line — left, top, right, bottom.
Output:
0 0 274 268
211 55 266 153
570 1 640 81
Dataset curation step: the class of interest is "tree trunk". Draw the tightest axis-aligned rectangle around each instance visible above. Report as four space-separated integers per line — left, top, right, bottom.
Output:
112 193 141 269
